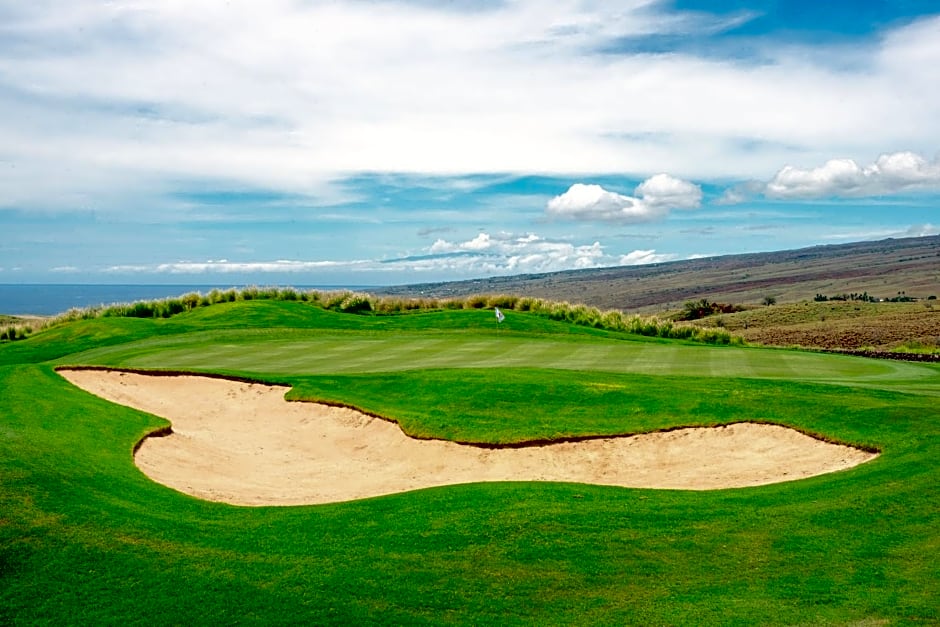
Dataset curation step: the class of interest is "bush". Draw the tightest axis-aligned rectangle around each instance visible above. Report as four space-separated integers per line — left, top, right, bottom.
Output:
514 297 540 312
278 288 299 301
676 298 745 321
129 302 155 318
181 292 201 310
338 293 374 314
485 295 519 309
463 295 489 310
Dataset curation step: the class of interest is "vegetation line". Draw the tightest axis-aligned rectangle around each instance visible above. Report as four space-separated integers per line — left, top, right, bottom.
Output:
820 349 940 363
9 287 740 345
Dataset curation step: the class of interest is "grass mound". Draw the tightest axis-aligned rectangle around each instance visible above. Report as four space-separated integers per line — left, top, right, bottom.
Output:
1 286 740 346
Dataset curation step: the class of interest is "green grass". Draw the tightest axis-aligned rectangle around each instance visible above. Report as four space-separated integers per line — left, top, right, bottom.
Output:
2 300 939 624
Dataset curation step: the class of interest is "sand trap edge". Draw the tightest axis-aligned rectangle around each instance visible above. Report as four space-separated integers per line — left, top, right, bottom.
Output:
55 365 880 505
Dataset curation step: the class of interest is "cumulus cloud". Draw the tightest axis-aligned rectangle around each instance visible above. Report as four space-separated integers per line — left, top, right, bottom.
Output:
546 174 702 223
635 174 703 209
765 152 940 199
545 184 644 222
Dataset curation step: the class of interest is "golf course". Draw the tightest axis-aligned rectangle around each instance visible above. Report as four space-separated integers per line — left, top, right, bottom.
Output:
2 294 939 624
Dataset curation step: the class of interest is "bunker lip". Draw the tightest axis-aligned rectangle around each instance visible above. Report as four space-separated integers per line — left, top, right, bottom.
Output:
57 368 881 507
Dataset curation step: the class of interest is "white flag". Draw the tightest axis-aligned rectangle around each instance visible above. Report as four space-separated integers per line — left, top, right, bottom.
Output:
495 307 505 323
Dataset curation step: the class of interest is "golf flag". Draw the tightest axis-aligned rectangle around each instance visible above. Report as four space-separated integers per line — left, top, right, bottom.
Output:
495 307 505 323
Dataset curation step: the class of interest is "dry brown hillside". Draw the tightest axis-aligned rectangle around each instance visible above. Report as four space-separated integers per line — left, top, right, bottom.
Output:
378 235 940 314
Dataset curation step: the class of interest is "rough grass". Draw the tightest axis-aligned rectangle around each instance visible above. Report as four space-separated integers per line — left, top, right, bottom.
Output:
2 301 939 624
690 300 940 352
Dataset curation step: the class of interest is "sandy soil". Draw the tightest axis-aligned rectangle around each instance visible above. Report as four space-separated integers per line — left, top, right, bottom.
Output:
58 369 878 506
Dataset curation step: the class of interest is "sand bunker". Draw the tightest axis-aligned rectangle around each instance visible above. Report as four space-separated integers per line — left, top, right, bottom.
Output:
59 369 878 506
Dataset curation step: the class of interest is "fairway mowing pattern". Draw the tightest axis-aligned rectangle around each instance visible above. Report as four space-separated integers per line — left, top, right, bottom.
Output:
59 330 940 395
543 344 619 370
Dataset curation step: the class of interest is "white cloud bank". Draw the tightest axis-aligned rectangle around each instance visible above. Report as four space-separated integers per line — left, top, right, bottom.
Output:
766 152 940 199
428 232 605 272
546 174 701 223
2 4 940 211
99 231 678 278
105 260 354 274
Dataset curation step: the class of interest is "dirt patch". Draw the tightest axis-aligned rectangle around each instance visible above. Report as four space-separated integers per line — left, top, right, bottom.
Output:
58 369 879 506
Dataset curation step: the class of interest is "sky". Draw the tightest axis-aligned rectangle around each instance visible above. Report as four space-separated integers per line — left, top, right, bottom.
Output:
1 0 939 286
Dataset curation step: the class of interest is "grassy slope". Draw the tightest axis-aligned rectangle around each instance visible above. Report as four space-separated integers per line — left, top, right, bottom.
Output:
2 300 939 625
689 300 940 352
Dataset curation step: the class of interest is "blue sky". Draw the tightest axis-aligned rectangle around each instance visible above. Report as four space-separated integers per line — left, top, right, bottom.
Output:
1 0 938 286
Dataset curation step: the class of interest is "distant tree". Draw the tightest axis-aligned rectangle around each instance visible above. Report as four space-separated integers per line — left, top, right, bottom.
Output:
762 296 777 306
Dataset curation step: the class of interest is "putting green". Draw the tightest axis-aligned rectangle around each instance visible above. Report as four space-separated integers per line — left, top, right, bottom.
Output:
58 330 940 394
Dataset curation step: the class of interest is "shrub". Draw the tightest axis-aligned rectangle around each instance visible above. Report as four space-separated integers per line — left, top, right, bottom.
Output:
338 293 374 314
600 310 625 331
163 298 186 317
677 298 745 321
181 292 201 310
485 295 519 309
463 295 489 309
323 291 352 310
669 324 696 340
278 288 299 301
129 302 155 318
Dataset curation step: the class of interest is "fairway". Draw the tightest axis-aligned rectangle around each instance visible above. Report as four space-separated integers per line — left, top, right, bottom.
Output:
3 299 939 625
58 327 935 390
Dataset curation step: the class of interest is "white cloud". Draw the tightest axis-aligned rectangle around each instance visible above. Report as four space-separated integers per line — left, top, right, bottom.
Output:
765 152 940 199
546 174 701 223
545 184 647 222
821 223 939 241
903 223 940 237
105 260 354 274
635 173 703 209
2 3 940 213
98 231 683 279
618 250 678 265
429 231 607 272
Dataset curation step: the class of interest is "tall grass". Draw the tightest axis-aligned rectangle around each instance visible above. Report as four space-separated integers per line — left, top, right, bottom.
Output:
0 288 740 346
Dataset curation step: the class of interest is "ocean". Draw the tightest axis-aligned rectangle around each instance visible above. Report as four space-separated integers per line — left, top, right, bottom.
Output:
0 284 368 316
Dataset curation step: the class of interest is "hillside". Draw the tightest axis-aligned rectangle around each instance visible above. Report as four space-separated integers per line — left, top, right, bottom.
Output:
377 235 940 313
